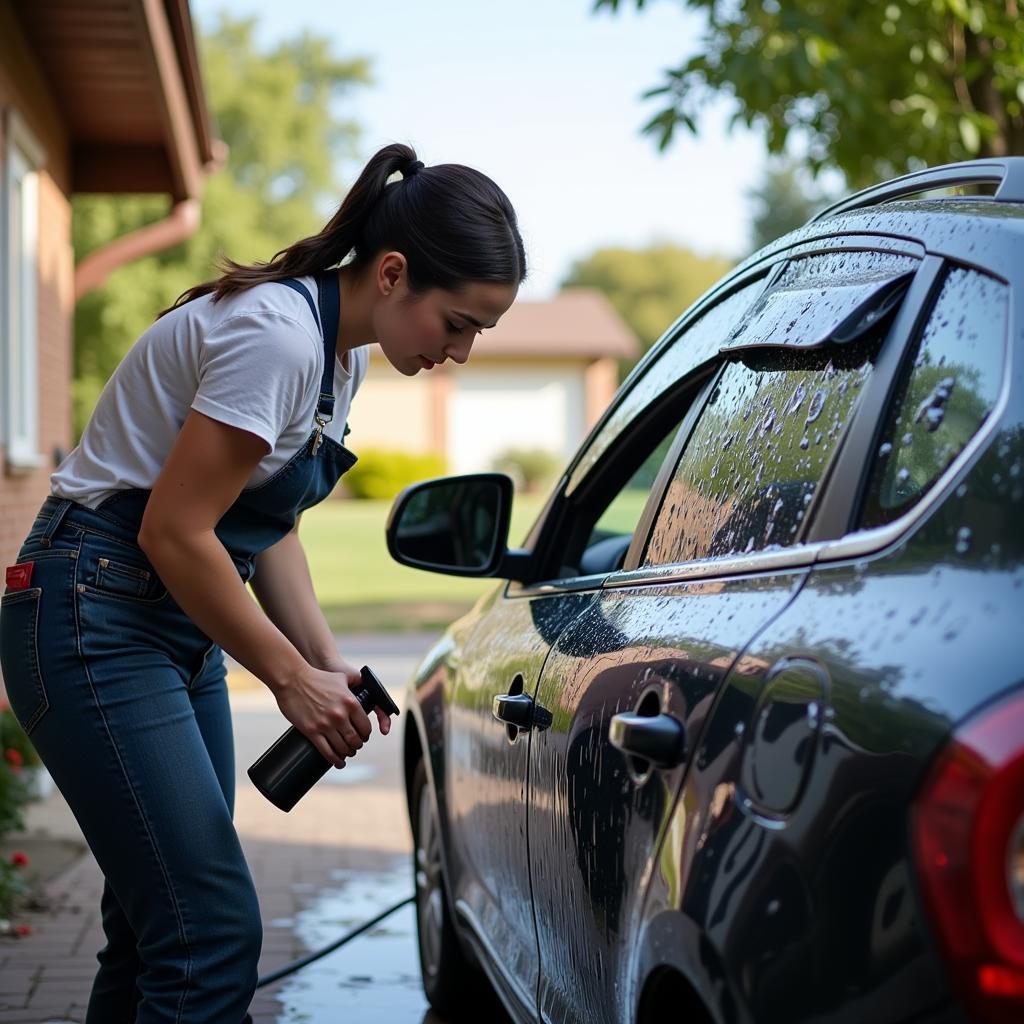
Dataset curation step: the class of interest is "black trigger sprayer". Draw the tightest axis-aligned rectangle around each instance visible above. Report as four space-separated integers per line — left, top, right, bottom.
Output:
248 664 400 813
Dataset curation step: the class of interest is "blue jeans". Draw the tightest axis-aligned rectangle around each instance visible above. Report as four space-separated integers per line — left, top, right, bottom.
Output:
0 498 261 1022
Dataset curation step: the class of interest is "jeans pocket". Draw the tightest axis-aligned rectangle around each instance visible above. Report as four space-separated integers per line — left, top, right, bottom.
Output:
95 557 159 600
80 543 167 604
0 588 48 735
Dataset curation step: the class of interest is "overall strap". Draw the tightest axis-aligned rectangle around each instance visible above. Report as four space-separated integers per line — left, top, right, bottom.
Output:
315 270 340 422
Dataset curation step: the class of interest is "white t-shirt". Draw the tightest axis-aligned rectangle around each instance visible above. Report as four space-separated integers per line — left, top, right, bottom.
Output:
51 274 368 509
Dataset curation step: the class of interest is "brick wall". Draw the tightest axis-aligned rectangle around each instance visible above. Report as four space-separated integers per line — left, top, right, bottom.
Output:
0 5 73 701
0 171 73 565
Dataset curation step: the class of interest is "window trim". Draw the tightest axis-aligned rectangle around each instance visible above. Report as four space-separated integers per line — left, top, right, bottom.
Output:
2 107 46 473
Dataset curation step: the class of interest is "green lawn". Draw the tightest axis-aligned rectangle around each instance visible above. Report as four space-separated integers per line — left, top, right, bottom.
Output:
297 488 651 632
297 494 547 632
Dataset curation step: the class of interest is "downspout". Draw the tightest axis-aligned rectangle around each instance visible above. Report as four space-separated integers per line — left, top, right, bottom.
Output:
73 196 201 301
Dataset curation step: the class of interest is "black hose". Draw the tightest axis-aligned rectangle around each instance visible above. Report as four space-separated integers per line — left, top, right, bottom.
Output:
255 894 415 988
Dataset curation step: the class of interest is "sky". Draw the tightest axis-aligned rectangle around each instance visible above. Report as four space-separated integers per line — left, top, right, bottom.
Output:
191 0 770 299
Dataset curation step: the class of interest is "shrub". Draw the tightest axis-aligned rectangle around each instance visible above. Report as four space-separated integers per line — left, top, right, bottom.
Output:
343 448 448 501
0 705 42 930
491 447 561 493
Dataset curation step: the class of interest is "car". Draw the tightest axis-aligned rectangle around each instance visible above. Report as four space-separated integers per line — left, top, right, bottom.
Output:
385 158 1024 1024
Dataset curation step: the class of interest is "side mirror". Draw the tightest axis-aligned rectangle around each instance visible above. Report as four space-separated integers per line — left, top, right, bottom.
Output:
386 473 515 577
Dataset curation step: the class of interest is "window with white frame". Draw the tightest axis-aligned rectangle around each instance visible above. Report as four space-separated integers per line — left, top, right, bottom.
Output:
2 109 45 470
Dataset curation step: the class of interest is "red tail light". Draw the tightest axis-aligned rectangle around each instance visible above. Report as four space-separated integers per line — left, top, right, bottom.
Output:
913 689 1024 1024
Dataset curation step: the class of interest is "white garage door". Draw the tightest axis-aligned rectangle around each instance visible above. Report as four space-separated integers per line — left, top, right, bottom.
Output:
449 369 585 475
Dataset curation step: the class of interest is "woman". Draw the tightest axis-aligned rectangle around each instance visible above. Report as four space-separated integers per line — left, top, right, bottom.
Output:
0 143 525 1022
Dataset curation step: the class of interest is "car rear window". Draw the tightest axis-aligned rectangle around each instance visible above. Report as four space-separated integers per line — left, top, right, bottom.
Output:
859 266 1008 529
643 350 872 565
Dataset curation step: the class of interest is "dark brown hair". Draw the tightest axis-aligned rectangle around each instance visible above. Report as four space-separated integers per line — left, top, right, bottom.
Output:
160 142 526 316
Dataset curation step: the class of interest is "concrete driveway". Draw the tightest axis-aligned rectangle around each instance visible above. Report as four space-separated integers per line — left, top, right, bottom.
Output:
0 633 505 1024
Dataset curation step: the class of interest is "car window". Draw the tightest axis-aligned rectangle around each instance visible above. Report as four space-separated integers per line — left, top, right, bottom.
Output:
859 266 1008 529
643 349 873 566
557 406 695 579
565 278 765 496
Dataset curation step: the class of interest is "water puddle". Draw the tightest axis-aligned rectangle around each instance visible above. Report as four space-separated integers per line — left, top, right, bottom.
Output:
272 859 435 1023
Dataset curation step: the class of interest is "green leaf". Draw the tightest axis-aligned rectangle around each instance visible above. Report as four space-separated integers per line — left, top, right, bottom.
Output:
958 115 981 154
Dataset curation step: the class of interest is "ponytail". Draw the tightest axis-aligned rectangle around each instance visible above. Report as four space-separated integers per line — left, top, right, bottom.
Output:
159 142 525 317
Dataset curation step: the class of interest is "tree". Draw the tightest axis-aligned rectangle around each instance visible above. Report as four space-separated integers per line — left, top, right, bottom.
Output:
562 243 733 374
595 0 1024 188
747 157 835 253
71 15 370 434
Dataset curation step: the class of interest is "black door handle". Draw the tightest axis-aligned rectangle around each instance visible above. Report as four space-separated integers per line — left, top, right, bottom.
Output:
609 712 686 769
492 693 553 731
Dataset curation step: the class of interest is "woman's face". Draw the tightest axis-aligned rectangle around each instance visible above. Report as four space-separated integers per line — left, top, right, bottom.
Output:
372 253 519 376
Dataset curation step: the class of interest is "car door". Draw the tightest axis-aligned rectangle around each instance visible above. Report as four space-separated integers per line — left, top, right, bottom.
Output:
524 245 932 1024
441 276 768 1011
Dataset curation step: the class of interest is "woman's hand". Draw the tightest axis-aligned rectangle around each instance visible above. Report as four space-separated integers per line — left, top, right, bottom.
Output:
319 655 394 740
273 657 392 769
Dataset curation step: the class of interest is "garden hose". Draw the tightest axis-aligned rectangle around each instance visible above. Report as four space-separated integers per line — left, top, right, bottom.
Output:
255 894 415 988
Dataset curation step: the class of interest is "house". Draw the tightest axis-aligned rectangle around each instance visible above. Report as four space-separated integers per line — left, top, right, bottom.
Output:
349 288 639 473
0 0 218 570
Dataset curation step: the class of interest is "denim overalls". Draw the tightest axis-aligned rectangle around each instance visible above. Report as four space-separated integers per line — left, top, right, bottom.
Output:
0 271 357 1023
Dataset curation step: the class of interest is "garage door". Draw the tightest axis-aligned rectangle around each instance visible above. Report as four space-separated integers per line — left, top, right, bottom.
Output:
449 369 585 475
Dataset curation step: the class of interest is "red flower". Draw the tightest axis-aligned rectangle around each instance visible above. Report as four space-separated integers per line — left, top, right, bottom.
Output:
11 852 29 867
14 924 32 937
4 749 23 767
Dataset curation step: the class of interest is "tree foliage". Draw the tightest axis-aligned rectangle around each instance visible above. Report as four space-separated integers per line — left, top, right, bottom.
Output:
71 15 370 434
748 157 835 252
562 243 733 374
596 0 1024 188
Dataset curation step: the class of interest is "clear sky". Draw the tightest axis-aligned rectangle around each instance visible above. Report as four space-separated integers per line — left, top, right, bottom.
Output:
191 0 769 299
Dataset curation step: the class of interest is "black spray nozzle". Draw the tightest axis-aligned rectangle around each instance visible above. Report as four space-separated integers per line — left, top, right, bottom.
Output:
351 665 400 718
248 663 398 812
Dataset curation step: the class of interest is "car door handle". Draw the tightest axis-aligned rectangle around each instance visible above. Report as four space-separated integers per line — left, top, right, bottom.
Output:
492 693 553 731
609 712 687 769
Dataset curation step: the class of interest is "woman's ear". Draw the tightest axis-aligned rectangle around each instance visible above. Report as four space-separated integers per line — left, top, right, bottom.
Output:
376 251 407 296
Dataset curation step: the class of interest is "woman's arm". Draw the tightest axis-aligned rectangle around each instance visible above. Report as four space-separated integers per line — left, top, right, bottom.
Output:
249 519 337 668
249 522 390 734
137 409 378 764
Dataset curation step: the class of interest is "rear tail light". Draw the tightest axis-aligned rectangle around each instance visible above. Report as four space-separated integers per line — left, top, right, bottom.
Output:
913 689 1024 1024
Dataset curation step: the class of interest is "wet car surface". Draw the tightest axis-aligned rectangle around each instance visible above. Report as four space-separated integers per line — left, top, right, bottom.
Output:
386 160 1024 1024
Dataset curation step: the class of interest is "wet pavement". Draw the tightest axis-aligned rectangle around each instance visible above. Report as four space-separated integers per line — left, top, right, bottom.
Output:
270 860 432 1023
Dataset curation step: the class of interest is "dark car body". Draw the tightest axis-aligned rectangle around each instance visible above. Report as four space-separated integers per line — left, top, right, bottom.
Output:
392 160 1024 1024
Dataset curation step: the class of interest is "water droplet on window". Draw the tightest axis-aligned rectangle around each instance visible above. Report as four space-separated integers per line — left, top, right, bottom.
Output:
955 526 972 554
878 442 893 457
800 435 810 450
805 389 826 424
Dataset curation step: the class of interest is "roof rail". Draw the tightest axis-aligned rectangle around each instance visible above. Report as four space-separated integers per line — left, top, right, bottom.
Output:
811 157 1024 223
